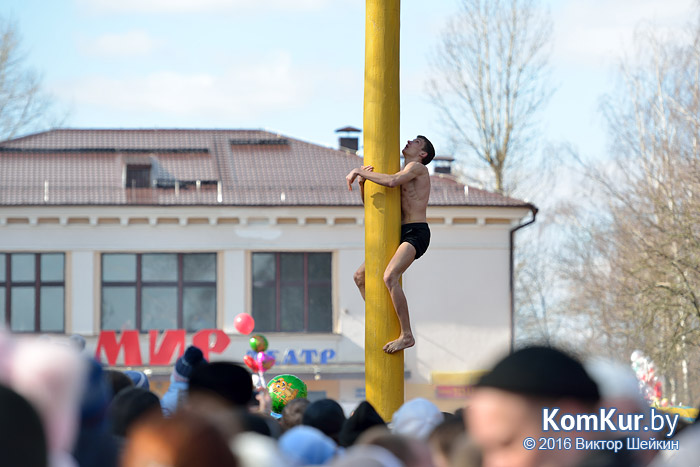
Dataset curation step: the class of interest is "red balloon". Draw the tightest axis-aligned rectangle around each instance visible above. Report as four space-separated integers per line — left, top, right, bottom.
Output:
234 313 255 335
243 355 260 372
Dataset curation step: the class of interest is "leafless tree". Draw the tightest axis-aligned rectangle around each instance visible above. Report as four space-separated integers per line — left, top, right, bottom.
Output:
558 20 700 406
427 0 552 195
512 143 579 347
0 17 57 141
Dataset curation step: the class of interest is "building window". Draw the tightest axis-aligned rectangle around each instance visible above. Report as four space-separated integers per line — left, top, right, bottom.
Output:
252 252 332 333
1 253 65 333
101 253 216 332
126 165 151 188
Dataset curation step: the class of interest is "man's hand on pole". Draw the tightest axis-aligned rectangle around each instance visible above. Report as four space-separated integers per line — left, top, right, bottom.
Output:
346 165 374 191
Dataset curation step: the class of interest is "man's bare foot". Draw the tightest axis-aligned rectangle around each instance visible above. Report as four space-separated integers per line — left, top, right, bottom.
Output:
383 334 415 354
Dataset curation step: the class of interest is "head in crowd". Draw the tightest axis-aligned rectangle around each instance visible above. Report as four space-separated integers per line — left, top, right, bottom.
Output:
358 427 434 467
338 400 386 447
9 338 87 467
230 431 288 467
240 411 282 439
468 345 600 467
68 334 86 351
121 411 239 467
303 398 347 444
184 361 253 441
108 387 161 438
0 329 13 381
447 437 483 467
0 384 48 467
72 358 120 467
188 361 253 408
390 397 444 440
123 370 150 390
104 369 133 399
330 444 403 467
428 415 466 467
161 345 208 417
648 423 700 467
278 425 340 466
174 345 207 381
586 358 674 467
280 397 310 433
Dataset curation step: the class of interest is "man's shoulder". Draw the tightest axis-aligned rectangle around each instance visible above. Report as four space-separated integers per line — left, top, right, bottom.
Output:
406 160 429 173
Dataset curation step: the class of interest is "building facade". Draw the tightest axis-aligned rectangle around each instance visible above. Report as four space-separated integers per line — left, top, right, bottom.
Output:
0 129 535 411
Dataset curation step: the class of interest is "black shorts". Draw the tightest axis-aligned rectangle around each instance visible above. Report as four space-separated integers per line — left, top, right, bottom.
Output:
401 222 431 260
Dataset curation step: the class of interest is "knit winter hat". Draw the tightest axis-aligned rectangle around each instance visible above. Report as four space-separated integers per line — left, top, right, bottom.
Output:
124 370 150 390
475 346 600 402
174 346 206 380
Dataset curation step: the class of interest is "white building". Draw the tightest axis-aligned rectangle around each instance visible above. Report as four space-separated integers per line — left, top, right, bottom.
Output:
0 129 536 411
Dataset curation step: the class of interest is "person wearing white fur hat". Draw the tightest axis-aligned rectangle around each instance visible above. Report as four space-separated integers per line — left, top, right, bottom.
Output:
389 397 444 440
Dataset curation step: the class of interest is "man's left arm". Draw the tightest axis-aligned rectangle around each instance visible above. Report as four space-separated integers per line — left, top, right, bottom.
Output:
347 162 422 190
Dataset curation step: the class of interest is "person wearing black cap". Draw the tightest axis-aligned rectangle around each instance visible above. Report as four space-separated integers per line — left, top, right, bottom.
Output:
185 361 272 442
187 361 254 408
303 398 347 444
161 345 207 417
466 346 600 467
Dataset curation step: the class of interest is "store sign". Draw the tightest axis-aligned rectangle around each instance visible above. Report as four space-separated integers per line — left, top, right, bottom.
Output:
435 385 474 399
247 348 337 366
95 329 336 367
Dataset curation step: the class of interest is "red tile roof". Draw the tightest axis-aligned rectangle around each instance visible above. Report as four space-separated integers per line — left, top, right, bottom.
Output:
0 129 531 208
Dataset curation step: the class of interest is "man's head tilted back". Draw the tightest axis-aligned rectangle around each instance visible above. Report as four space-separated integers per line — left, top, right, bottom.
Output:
417 135 435 165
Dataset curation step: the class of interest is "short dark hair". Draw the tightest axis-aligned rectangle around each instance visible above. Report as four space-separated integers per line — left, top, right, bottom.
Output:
280 397 310 432
417 135 435 165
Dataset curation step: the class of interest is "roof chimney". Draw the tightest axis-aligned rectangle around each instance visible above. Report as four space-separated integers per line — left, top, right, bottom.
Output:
433 156 454 174
335 126 361 153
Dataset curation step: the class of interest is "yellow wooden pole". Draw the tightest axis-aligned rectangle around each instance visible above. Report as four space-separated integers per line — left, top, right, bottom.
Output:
363 0 403 422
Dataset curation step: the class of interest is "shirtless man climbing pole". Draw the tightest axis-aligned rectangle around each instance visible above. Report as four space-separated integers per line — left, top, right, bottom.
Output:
345 135 435 353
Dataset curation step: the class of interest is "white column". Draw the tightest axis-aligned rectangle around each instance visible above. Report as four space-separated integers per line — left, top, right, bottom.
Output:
221 250 245 333
70 250 96 334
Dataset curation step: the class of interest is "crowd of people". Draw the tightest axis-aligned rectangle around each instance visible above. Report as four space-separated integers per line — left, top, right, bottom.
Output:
0 331 698 467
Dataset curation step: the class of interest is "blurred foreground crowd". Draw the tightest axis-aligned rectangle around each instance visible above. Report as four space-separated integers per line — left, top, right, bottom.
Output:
1 331 699 467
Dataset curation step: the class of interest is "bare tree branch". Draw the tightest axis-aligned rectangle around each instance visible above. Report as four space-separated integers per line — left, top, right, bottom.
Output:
0 17 60 140
427 0 552 195
559 15 700 405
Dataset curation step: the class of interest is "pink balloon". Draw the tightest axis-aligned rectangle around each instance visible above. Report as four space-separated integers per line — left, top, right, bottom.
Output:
234 313 255 335
255 351 276 372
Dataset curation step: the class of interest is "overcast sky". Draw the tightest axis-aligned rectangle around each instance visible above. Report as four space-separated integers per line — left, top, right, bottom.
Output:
0 0 694 164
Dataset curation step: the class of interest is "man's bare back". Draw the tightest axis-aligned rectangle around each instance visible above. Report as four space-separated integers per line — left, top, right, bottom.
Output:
346 135 435 353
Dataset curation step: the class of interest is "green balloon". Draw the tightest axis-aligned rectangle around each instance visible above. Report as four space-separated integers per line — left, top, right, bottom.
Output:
267 374 307 414
249 334 268 352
